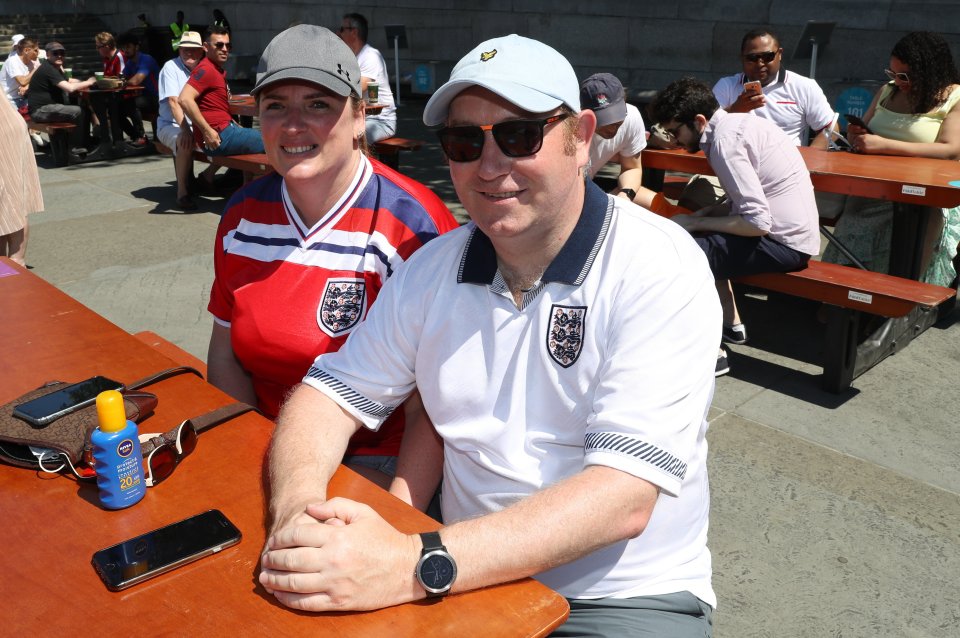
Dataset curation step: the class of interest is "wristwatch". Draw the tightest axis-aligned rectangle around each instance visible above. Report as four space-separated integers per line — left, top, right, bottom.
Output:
619 188 637 200
415 531 457 597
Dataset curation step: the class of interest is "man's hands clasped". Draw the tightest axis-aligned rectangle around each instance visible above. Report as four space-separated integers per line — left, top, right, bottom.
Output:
260 498 424 612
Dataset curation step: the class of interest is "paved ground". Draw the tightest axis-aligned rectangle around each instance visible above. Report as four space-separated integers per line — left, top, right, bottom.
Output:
21 98 960 637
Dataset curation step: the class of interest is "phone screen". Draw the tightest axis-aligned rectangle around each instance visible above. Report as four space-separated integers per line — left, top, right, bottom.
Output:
13 376 124 427
845 113 872 132
744 81 762 95
92 509 242 591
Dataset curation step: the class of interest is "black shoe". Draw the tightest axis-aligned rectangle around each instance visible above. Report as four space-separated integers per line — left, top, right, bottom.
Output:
722 323 748 345
715 348 730 377
177 195 198 211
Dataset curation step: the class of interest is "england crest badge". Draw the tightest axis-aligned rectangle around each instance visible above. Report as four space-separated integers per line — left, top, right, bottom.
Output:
317 278 367 337
546 304 586 367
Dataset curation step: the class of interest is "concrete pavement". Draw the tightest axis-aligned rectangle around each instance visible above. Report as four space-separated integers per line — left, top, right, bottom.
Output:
22 100 960 637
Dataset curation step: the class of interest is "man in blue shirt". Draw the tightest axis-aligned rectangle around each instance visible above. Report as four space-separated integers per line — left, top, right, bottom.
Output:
118 31 160 145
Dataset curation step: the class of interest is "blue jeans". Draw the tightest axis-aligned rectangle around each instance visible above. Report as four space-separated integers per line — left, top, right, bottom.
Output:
206 121 264 156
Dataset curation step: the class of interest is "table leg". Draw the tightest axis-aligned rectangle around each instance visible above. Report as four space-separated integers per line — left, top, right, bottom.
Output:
889 203 933 280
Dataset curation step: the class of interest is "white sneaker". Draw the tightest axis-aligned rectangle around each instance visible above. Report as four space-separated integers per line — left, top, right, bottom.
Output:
715 348 730 377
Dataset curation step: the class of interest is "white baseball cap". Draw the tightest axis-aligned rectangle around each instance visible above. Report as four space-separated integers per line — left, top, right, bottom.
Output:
423 34 580 126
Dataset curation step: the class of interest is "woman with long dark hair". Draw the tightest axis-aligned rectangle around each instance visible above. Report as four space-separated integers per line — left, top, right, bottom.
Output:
824 31 960 286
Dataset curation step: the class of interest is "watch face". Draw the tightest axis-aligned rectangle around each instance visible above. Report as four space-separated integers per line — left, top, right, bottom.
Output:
420 553 456 591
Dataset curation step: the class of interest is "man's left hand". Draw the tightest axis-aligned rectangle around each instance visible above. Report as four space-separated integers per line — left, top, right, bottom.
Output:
259 497 423 611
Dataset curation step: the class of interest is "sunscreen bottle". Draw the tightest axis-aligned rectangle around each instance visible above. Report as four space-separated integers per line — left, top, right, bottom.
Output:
92 390 145 509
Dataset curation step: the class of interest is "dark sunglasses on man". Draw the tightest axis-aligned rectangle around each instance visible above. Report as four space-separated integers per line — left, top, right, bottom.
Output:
437 113 570 162
743 51 778 64
212 41 233 51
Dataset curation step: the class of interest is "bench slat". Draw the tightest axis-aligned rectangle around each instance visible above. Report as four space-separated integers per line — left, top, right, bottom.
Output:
736 260 955 318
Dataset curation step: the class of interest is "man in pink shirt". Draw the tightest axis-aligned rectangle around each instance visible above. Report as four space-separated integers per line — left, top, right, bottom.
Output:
651 77 820 376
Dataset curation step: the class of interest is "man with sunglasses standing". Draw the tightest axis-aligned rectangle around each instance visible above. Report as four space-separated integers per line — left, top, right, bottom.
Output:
259 34 719 637
179 25 263 157
713 28 837 148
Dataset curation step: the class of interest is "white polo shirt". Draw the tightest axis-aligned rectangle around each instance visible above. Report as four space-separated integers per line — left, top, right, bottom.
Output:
713 69 836 145
304 183 720 606
587 103 648 177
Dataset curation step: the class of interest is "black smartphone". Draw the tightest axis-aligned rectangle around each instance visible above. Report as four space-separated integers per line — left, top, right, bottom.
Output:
845 113 872 132
13 375 124 427
91 509 242 591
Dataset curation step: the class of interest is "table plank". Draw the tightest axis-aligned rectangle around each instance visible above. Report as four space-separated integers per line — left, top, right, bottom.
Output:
642 147 960 208
0 259 569 636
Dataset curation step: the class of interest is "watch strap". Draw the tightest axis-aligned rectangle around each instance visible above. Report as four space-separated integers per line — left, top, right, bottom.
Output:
419 530 444 553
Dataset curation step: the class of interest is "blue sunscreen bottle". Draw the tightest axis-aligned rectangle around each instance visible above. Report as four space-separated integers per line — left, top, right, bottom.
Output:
92 390 146 509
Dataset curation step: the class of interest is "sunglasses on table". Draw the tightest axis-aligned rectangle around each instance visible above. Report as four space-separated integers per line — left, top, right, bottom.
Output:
212 41 233 51
139 418 199 487
884 69 910 83
742 51 778 64
437 113 570 162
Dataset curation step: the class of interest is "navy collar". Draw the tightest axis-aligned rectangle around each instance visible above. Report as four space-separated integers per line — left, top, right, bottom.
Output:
458 180 612 286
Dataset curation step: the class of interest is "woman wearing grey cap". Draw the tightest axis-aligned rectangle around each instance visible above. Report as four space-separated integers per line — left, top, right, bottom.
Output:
206 25 457 487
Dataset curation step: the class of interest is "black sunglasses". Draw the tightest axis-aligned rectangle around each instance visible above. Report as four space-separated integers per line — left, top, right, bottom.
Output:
212 41 232 51
743 51 778 64
437 113 570 163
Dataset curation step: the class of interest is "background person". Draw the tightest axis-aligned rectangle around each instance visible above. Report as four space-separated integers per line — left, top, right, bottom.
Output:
0 36 40 109
156 31 214 210
0 96 42 266
579 72 647 202
206 25 457 487
179 25 264 158
823 31 960 287
170 11 189 51
94 32 124 77
713 28 838 148
338 13 397 142
651 76 820 376
118 31 160 146
27 42 95 127
258 34 719 637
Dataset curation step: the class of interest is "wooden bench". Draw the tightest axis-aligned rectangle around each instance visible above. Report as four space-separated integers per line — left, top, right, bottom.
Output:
735 260 956 392
372 137 424 171
154 141 273 184
27 121 76 167
133 330 207 378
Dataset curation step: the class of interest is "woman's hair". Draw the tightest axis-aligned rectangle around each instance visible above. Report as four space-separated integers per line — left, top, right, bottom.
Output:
891 31 960 113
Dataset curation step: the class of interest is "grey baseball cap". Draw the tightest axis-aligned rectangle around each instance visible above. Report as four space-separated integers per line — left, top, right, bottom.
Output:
580 73 627 127
252 24 360 98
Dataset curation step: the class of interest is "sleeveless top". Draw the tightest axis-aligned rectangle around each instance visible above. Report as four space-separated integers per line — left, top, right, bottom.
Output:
870 82 960 143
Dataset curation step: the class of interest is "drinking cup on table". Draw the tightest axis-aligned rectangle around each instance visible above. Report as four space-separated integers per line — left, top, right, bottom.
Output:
367 82 379 104
95 72 104 79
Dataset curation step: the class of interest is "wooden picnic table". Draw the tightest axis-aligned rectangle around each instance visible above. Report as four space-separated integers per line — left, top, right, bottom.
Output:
0 258 569 637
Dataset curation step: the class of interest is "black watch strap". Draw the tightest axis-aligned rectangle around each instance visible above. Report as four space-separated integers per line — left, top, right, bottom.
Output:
420 531 444 552
619 188 637 200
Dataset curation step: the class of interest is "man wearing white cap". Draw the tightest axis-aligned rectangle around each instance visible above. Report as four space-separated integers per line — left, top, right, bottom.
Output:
156 31 214 210
580 72 648 202
260 34 718 637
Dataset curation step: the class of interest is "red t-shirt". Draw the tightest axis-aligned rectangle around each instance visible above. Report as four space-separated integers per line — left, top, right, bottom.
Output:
102 51 124 76
185 57 233 146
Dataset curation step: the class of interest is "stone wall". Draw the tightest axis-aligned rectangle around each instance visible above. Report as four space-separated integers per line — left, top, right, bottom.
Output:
7 0 960 103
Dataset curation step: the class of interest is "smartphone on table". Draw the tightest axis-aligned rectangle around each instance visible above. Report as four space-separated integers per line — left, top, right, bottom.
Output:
13 375 124 427
845 113 872 133
91 509 242 591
